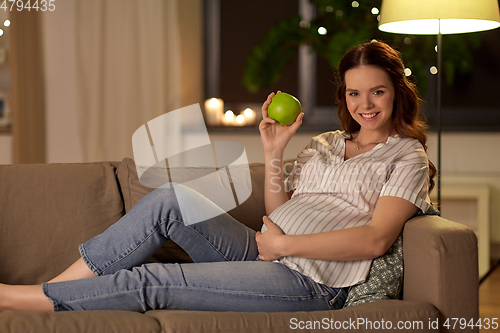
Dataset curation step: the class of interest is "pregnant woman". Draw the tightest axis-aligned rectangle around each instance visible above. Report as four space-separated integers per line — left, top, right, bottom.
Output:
0 41 435 312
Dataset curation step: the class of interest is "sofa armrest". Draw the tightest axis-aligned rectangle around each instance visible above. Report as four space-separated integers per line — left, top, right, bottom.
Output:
403 215 479 329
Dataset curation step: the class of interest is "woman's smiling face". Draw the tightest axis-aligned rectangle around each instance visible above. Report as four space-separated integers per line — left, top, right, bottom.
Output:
345 65 396 134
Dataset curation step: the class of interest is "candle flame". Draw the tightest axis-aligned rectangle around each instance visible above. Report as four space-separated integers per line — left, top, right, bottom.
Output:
224 110 234 120
244 108 253 117
209 98 220 108
236 115 245 124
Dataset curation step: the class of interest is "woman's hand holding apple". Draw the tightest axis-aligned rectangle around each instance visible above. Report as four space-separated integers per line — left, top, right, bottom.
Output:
259 91 304 155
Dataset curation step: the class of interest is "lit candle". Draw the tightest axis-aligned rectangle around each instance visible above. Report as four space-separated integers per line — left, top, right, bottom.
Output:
243 108 256 125
204 98 223 126
235 114 245 126
221 110 236 126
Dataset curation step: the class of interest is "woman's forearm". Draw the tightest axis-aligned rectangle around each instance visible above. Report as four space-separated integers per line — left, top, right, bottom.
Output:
264 151 289 216
259 92 303 216
279 226 386 261
276 196 417 261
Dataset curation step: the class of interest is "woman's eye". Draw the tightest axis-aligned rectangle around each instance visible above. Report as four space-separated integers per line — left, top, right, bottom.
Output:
373 90 384 95
348 92 358 97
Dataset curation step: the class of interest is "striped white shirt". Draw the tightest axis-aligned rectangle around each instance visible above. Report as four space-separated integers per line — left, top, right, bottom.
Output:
264 130 431 288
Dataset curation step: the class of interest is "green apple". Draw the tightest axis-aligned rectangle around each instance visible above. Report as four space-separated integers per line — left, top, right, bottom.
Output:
268 92 302 126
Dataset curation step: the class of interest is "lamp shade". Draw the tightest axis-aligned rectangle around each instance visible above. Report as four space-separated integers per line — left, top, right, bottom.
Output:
379 0 500 34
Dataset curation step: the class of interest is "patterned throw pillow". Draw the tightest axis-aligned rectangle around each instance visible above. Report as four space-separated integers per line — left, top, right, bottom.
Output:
343 231 404 308
343 206 439 308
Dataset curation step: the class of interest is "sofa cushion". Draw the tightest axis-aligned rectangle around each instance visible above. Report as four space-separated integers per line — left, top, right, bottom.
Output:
0 310 161 333
0 162 124 285
343 207 441 308
145 300 438 333
116 158 267 231
115 158 155 213
116 158 269 263
343 232 404 308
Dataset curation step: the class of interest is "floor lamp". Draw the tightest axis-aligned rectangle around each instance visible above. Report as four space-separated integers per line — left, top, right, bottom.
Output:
378 0 500 213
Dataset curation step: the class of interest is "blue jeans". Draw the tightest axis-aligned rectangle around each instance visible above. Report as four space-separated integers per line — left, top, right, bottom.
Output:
42 185 347 312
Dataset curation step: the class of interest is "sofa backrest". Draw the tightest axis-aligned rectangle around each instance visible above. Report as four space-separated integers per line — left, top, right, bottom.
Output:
116 158 269 232
0 162 125 284
115 158 272 264
0 158 292 284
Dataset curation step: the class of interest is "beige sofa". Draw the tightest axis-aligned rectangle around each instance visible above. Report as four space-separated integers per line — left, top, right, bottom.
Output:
0 158 479 333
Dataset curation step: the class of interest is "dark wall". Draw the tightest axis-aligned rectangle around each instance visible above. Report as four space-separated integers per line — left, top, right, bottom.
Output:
213 1 500 131
219 0 299 105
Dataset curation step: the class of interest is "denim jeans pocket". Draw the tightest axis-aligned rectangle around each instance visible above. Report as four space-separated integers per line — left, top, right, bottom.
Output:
325 286 348 310
296 273 345 310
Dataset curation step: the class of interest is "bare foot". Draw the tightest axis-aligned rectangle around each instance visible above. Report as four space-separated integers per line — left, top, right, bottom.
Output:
0 257 94 311
0 283 53 312
0 283 7 310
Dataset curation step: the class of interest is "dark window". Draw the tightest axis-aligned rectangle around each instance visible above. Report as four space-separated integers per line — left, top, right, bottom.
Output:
219 0 299 105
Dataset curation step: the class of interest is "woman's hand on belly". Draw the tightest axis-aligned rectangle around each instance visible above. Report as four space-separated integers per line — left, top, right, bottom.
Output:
255 216 286 261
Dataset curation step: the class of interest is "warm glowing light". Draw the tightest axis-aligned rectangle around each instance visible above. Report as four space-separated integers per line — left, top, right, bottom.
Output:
242 108 256 125
318 27 327 35
435 45 438 52
430 66 438 75
244 108 253 117
208 98 220 108
404 68 412 76
224 110 234 120
235 115 245 124
378 0 500 35
0 29 3 36
371 7 379 15
4 20 10 27
380 19 500 35
351 1 359 8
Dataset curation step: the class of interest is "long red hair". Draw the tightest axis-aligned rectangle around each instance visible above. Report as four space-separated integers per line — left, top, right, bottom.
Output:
336 41 436 192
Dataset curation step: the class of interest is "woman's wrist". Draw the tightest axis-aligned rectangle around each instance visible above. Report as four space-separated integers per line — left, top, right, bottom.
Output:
264 151 284 176
277 234 291 258
264 149 283 160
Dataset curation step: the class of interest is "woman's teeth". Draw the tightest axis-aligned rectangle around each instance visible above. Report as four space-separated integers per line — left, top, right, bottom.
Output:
361 112 379 119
